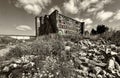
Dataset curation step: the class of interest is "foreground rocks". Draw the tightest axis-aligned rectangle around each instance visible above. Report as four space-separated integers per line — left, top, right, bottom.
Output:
0 38 120 78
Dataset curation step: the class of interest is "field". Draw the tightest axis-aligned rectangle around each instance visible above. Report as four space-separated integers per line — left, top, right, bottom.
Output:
0 32 120 78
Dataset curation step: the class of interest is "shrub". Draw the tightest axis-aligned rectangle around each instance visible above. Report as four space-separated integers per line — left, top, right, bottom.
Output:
5 44 31 59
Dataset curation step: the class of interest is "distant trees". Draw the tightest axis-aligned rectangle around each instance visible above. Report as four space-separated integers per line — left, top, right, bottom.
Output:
91 29 97 35
91 25 109 35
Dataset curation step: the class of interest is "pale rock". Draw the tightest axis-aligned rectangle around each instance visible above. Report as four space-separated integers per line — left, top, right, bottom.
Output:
65 46 71 51
86 40 92 46
81 45 88 50
30 62 35 66
111 51 117 55
3 66 9 72
97 74 102 78
94 67 102 74
91 44 96 47
10 63 18 68
108 58 115 72
105 48 111 54
110 44 116 49
15 59 22 63
93 48 100 54
79 52 87 56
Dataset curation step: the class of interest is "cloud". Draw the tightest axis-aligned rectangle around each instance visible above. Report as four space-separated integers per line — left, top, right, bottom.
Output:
24 4 42 15
10 36 30 40
96 10 114 21
13 0 52 15
82 18 93 31
13 0 113 16
63 0 79 14
16 25 32 31
74 18 93 25
84 18 93 25
80 0 99 10
63 0 112 14
74 17 93 31
85 25 93 31
114 10 120 20
87 8 97 13
48 6 62 15
75 0 112 14
87 0 112 13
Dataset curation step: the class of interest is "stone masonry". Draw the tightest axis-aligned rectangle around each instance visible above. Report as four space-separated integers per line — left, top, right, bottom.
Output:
35 10 85 36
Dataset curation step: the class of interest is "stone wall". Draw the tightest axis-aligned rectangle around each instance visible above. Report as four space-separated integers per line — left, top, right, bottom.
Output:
56 13 82 35
39 15 53 35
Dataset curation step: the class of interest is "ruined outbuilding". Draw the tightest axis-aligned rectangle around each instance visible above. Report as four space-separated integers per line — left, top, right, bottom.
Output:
35 10 85 36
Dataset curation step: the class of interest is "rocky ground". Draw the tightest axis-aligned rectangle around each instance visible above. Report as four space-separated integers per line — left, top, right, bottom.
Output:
0 36 120 78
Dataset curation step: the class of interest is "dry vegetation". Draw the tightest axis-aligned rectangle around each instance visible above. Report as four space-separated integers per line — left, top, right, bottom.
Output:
0 31 120 78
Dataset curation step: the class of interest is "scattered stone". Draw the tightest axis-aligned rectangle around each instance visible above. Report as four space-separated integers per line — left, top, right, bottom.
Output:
0 38 120 78
97 74 102 78
108 58 115 70
94 67 102 74
65 46 71 51
3 66 9 72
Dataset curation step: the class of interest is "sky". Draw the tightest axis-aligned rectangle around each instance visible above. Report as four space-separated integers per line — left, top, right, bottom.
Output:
0 0 120 35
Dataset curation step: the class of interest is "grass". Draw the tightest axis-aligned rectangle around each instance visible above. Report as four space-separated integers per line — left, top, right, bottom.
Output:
0 34 80 77
0 31 120 78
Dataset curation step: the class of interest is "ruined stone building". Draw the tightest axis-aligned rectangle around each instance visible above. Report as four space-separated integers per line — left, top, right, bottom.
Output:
35 10 85 36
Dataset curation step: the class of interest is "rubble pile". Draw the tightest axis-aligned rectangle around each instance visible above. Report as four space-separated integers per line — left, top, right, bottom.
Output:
70 39 120 78
0 38 120 78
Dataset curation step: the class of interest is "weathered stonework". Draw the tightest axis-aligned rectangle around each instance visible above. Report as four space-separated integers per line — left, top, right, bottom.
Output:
35 10 85 36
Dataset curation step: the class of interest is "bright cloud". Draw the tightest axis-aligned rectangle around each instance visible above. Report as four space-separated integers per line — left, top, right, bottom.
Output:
82 18 93 31
74 18 93 31
80 0 99 10
87 8 97 13
24 4 42 15
10 36 30 40
85 25 93 31
63 0 112 14
14 0 52 15
48 6 62 15
63 0 78 14
114 10 120 20
84 18 93 25
79 0 112 13
16 25 32 31
96 10 114 21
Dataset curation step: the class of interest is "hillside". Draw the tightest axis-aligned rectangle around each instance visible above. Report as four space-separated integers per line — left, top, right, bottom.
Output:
0 34 120 78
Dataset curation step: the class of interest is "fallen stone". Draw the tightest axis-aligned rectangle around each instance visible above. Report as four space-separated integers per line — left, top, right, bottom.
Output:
108 58 115 70
94 67 102 75
9 63 18 68
111 51 117 55
2 66 9 72
65 46 71 51
97 74 103 78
